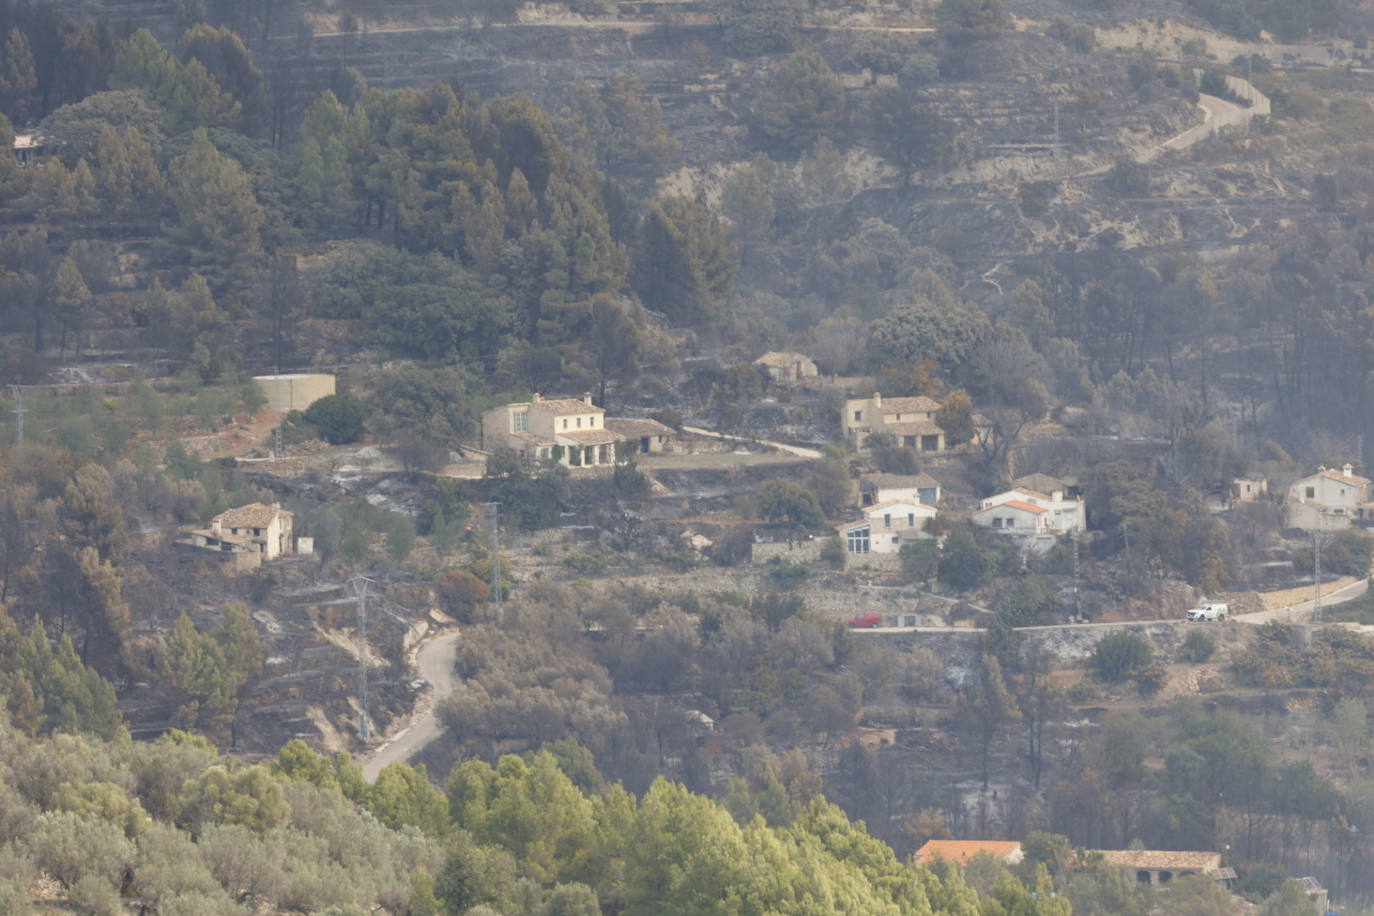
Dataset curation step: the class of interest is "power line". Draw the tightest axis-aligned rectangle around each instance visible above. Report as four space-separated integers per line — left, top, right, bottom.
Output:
350 575 376 743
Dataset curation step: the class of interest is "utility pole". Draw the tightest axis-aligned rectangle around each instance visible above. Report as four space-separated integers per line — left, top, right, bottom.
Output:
351 575 375 742
486 503 501 603
10 386 26 446
1314 527 1323 625
1072 535 1083 622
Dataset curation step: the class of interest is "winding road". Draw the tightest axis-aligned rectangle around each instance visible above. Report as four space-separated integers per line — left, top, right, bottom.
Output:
361 629 462 780
359 577 1368 776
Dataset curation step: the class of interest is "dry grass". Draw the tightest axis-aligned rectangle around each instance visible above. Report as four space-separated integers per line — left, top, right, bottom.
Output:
1257 577 1358 610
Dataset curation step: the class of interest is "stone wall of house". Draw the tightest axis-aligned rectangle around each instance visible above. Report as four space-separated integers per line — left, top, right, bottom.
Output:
752 540 825 564
845 553 902 573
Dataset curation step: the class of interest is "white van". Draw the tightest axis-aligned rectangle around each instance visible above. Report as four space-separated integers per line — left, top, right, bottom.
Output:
1186 601 1229 622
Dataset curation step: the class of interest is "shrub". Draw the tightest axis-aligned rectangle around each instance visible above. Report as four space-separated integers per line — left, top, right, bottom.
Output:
1181 629 1216 663
1093 631 1154 682
820 536 846 570
302 394 366 445
1200 67 1230 98
1133 666 1167 697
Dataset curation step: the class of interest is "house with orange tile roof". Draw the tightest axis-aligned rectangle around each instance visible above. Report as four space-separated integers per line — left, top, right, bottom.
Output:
914 840 1024 867
972 484 1086 550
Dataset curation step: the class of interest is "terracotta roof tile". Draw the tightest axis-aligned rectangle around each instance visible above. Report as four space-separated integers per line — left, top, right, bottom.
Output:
557 429 620 445
605 418 676 438
915 840 1022 865
754 351 813 368
980 499 1048 515
530 398 604 416
214 503 288 529
1095 850 1222 870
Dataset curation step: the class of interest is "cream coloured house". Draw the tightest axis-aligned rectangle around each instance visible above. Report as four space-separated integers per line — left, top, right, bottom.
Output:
178 503 299 569
211 503 295 558
1286 464 1371 531
843 393 945 452
482 394 622 467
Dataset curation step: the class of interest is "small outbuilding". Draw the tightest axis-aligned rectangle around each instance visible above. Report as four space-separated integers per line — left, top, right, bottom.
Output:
754 351 819 385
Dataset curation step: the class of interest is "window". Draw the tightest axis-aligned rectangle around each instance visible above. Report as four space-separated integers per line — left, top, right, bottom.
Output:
591 415 596 426
884 514 892 528
908 513 915 527
577 417 582 428
992 518 1002 528
1307 487 1316 498
892 536 899 544
1006 517 1015 528
513 410 528 432
853 410 862 422
846 527 870 554
563 418 568 429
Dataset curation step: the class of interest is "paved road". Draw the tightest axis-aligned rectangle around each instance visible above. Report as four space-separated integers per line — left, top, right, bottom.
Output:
362 629 461 781
854 578 1370 636
682 426 824 460
1234 577 1368 624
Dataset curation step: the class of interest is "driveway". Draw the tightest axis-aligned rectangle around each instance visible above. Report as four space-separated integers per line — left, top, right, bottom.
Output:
681 426 824 459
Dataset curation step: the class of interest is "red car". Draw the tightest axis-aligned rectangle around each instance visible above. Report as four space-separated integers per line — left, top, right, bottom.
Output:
847 612 882 629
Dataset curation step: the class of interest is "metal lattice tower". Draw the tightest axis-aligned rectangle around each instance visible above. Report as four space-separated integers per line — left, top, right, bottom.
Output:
351 575 376 742
10 386 26 446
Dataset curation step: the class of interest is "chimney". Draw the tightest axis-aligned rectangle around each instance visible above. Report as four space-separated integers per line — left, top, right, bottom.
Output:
583 392 593 406
1344 463 1355 478
873 392 882 408
532 393 541 402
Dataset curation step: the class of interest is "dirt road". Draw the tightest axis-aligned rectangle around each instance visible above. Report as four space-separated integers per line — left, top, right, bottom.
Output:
362 629 461 781
681 426 824 459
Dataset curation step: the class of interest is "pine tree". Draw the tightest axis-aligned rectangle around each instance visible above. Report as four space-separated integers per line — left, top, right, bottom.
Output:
52 256 91 355
95 125 132 210
170 129 265 288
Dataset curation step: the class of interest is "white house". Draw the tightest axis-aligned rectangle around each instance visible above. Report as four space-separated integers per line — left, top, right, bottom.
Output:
859 472 941 508
973 500 1053 538
842 393 945 452
1286 464 1370 531
977 486 1086 536
839 498 938 555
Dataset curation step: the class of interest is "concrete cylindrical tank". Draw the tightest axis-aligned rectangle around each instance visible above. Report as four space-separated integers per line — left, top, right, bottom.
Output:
252 374 336 413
